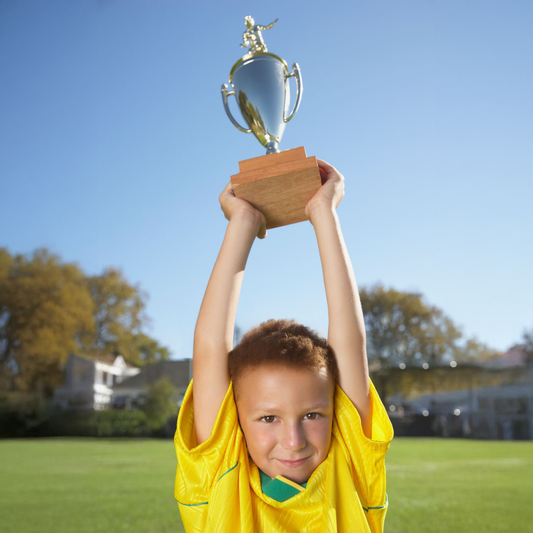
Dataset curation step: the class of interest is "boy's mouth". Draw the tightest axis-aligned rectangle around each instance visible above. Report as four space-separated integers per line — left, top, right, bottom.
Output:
275 457 310 468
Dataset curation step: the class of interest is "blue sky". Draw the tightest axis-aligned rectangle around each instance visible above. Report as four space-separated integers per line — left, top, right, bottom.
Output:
1 0 532 360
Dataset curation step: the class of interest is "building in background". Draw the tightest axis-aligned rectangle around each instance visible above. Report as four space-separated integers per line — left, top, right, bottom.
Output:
53 355 192 411
385 346 533 440
53 354 140 410
426 347 532 440
482 344 527 368
111 360 191 409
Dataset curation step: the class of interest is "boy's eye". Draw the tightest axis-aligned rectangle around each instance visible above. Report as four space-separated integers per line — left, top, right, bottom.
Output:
304 413 319 420
261 416 276 423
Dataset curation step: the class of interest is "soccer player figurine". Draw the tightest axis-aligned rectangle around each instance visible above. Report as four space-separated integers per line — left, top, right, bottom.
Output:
174 160 394 532
240 16 278 54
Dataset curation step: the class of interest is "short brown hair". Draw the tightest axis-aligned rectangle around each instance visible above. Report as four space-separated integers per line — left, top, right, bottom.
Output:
228 319 338 397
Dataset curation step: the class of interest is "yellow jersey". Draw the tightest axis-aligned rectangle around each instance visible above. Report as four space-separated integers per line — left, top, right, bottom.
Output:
174 379 393 533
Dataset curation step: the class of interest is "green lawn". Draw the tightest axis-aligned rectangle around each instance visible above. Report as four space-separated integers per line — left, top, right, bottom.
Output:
385 438 533 533
0 439 182 533
0 438 531 532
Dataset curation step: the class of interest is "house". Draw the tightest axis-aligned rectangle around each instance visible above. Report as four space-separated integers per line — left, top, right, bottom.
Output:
111 359 192 409
483 344 527 368
410 379 533 440
403 351 533 440
380 346 533 440
53 354 140 410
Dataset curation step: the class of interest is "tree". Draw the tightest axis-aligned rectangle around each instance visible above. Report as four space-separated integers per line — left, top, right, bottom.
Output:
0 248 171 397
0 248 94 395
133 333 171 366
522 327 533 364
86 267 145 362
371 364 516 404
85 267 171 366
142 377 179 431
360 284 485 368
454 337 499 363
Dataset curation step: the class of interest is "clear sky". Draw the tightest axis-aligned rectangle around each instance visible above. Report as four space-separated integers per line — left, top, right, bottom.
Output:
1 0 532 360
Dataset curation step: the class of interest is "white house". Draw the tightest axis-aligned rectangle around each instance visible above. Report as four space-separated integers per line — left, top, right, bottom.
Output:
53 354 140 410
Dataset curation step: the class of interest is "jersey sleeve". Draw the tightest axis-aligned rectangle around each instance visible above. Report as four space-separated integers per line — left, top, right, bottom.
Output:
333 379 393 511
174 380 243 507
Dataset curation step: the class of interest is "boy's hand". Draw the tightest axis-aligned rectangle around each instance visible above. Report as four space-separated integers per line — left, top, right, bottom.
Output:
219 182 267 239
305 159 345 221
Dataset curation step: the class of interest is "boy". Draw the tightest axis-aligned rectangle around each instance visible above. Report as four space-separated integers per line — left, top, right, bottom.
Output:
174 160 393 532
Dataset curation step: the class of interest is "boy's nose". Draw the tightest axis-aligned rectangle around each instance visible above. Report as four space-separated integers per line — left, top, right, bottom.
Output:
280 422 306 451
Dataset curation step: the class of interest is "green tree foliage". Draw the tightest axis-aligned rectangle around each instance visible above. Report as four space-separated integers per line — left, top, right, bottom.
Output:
86 268 171 366
141 377 179 431
95 409 149 437
0 248 171 397
371 365 517 404
133 333 171 365
0 249 94 395
360 284 495 368
455 337 499 363
87 267 144 361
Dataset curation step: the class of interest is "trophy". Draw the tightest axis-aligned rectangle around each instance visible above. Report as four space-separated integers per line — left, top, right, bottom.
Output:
221 16 321 229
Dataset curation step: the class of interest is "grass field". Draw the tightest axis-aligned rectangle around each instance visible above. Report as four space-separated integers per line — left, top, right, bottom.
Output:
0 438 532 533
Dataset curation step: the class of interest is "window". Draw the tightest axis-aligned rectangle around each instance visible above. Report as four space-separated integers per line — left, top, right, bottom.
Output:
478 398 490 412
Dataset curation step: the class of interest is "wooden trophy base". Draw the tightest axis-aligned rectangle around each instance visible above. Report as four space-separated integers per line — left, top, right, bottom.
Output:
230 147 321 230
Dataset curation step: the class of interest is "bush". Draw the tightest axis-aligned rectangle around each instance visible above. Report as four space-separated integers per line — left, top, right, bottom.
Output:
95 409 149 437
0 392 49 438
141 377 179 432
0 401 153 438
46 408 97 437
0 384 178 438
45 408 151 437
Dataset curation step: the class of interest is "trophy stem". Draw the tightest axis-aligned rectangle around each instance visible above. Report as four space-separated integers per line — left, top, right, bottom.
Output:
266 140 280 154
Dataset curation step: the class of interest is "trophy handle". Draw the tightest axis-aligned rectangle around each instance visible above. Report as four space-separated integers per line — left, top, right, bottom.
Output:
221 83 252 133
284 63 303 123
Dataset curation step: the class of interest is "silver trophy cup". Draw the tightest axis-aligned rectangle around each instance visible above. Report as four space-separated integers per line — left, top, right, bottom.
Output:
221 17 320 231
221 18 302 154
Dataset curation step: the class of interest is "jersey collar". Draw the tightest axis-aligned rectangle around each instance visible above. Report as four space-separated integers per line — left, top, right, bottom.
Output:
259 469 307 502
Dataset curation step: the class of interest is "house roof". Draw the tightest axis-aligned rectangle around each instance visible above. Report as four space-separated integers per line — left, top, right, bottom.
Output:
483 345 526 368
113 360 191 391
71 353 137 369
95 354 120 365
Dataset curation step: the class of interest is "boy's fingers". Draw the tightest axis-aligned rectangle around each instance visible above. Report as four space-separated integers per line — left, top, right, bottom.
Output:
256 221 267 239
257 215 267 239
222 181 235 196
317 159 343 183
319 167 328 185
317 159 345 189
316 159 337 174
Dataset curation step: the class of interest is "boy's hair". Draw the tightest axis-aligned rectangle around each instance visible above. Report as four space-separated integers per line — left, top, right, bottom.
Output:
228 319 339 398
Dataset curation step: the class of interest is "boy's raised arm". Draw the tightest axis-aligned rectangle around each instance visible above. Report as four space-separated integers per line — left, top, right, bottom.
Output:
306 160 372 437
192 183 266 445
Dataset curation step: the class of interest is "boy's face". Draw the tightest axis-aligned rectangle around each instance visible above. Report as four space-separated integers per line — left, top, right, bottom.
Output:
235 365 334 485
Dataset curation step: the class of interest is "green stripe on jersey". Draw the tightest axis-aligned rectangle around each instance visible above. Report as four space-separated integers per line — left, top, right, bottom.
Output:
259 470 307 502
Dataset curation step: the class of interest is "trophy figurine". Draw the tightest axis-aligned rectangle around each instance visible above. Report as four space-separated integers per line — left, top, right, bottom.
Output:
221 16 321 229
